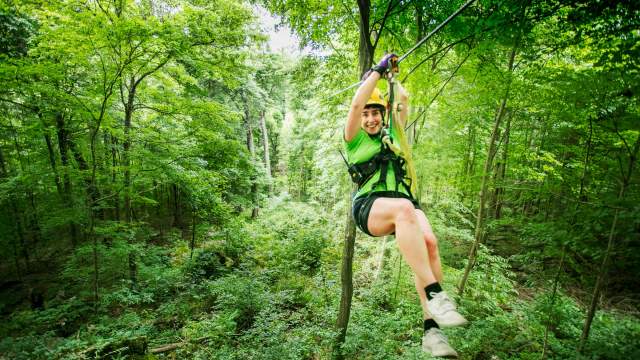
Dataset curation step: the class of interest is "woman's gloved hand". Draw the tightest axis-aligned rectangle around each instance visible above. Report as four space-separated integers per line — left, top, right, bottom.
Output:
374 53 397 72
362 53 398 81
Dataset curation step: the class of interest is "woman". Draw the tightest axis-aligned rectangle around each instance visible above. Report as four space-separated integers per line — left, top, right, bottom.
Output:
343 54 467 357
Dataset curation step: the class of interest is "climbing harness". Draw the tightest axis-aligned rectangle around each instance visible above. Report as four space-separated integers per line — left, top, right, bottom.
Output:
340 56 417 198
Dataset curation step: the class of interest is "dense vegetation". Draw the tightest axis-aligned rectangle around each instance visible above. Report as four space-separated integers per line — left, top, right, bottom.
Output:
0 0 638 359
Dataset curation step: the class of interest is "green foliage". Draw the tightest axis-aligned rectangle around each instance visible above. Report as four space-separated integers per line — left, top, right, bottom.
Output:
184 220 252 281
1 0 640 359
212 276 266 331
459 245 518 317
252 200 330 276
1 297 91 338
0 8 37 58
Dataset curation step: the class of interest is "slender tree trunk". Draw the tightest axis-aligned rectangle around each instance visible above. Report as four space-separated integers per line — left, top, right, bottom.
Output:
242 92 259 218
55 113 79 246
91 214 99 312
335 190 357 358
356 0 374 76
259 110 272 192
171 183 179 226
461 125 473 180
532 125 549 216
121 75 142 289
336 3 376 356
69 138 103 217
462 124 477 205
243 92 256 155
111 135 120 221
190 207 196 259
493 115 511 219
488 127 502 222
459 42 518 296
415 2 424 42
123 77 135 224
578 132 640 352
27 189 43 261
42 126 63 197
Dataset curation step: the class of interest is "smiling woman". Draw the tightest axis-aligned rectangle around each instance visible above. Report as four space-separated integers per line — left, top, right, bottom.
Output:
344 54 468 357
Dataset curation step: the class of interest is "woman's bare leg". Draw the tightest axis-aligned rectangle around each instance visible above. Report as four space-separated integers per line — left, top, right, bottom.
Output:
414 275 430 319
413 210 442 319
367 198 437 287
416 210 443 283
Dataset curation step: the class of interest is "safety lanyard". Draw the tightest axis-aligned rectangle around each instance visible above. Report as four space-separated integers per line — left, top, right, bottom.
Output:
381 58 403 157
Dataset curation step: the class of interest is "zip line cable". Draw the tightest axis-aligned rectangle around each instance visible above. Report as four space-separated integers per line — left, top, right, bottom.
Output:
397 0 476 64
328 0 477 99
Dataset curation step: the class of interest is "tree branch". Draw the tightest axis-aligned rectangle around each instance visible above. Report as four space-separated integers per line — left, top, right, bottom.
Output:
371 0 398 51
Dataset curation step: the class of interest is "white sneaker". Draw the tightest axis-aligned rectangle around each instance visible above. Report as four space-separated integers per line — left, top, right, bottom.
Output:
426 291 468 328
422 327 458 358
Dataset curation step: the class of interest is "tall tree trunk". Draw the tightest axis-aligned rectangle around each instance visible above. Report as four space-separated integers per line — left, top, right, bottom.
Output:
172 183 182 228
27 189 43 261
493 114 511 219
42 124 63 197
259 110 272 192
242 91 259 218
336 2 376 356
415 2 424 42
190 207 197 259
122 75 140 289
111 135 120 221
123 77 135 224
461 124 477 205
578 132 640 352
69 138 104 220
356 0 374 77
487 126 502 223
55 113 79 246
335 191 357 358
459 42 518 296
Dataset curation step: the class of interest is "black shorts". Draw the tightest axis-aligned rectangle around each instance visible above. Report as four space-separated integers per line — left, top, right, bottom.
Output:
351 191 422 237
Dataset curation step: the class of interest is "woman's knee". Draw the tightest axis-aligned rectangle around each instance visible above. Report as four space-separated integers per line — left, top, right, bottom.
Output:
394 199 417 223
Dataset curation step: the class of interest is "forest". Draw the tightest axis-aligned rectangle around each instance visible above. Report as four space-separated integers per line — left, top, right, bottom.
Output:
0 0 638 359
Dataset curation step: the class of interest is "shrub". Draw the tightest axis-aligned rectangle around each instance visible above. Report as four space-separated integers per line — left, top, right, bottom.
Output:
203 274 267 331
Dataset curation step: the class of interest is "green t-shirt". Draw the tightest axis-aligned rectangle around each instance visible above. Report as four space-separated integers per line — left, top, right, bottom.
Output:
344 128 410 199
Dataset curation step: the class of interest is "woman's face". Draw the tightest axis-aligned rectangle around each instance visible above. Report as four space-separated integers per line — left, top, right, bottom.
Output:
361 107 383 135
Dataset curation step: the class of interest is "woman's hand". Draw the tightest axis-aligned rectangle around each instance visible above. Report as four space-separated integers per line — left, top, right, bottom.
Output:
374 53 397 73
362 53 398 81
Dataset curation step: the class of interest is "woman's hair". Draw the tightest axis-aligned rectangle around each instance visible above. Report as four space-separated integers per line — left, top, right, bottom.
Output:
389 97 418 196
363 103 386 119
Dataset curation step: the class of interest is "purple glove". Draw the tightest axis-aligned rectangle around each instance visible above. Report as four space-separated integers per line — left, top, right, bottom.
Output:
362 53 398 80
376 53 397 70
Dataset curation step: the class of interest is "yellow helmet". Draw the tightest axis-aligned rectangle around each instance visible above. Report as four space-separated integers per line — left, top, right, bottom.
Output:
366 88 386 109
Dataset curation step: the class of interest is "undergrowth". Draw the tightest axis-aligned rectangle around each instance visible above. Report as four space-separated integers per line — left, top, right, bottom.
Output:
0 200 638 359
